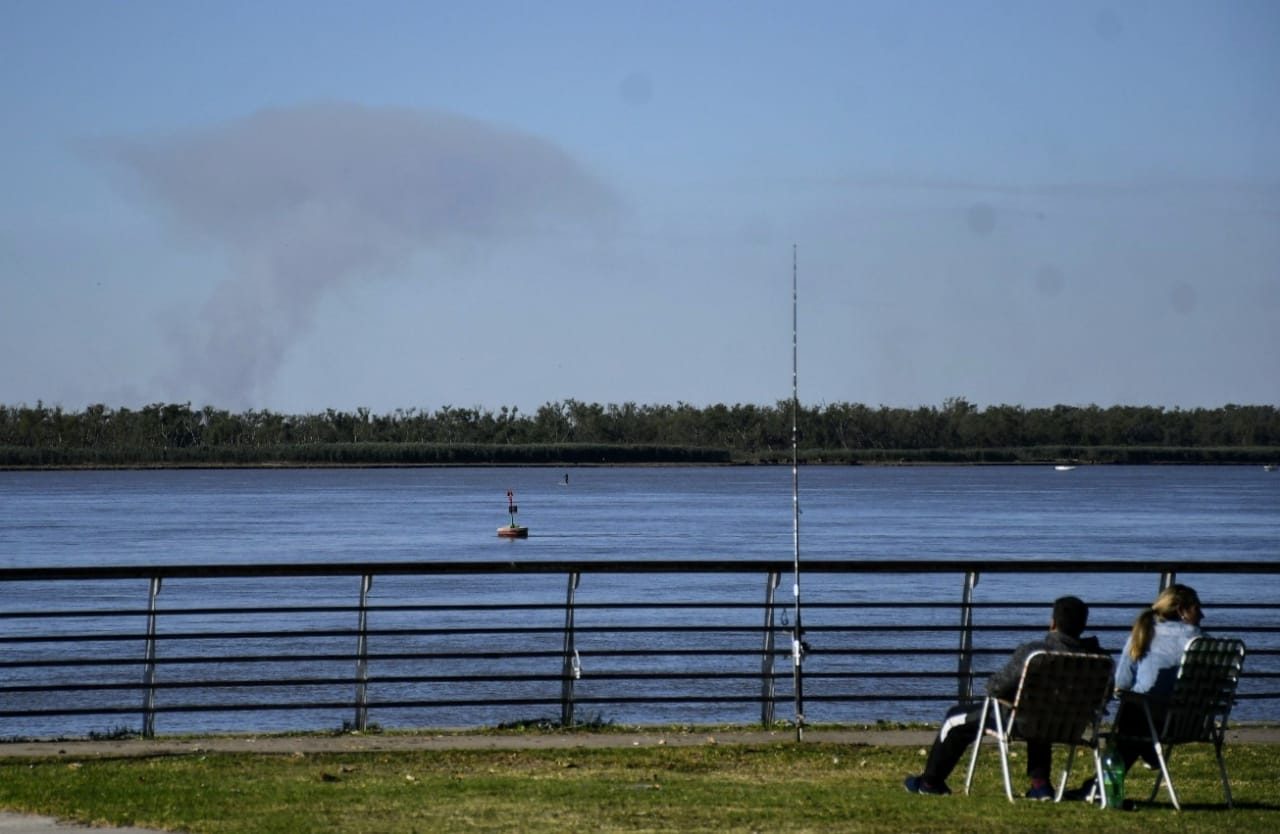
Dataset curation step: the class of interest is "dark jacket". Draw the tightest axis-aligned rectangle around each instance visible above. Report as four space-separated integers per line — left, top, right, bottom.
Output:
985 630 1106 700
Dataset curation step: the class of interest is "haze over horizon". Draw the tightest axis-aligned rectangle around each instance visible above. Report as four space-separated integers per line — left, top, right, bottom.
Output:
3 2 1277 414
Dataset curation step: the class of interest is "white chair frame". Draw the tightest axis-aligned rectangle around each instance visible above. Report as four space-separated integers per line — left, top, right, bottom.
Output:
1113 636 1246 810
964 650 1115 804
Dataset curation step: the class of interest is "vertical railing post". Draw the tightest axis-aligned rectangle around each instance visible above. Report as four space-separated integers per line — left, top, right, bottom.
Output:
560 571 582 727
141 576 162 738
1159 570 1176 592
354 574 373 731
957 571 979 703
761 570 781 726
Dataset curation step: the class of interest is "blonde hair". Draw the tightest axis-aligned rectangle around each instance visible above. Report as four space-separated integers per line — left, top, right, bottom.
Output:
1127 584 1201 661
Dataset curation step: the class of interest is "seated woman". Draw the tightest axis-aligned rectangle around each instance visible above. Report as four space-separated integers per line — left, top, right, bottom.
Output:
1112 583 1205 770
1069 583 1204 801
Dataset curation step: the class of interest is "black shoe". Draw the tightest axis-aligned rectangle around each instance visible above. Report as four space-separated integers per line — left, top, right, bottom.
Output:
1025 783 1055 801
1062 778 1097 802
904 774 951 796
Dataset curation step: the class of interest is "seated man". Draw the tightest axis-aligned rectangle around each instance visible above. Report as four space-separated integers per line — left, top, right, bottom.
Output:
904 595 1106 799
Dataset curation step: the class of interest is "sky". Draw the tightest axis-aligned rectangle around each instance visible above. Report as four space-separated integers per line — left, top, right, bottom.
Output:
2 0 1277 415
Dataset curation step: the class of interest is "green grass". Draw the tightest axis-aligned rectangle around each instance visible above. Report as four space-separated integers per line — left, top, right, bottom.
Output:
2 742 1276 833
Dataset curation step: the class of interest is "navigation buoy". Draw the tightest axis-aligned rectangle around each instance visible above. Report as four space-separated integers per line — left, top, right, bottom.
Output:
497 489 528 538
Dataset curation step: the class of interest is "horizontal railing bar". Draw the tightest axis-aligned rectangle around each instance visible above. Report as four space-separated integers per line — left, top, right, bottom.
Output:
6 691 1280 722
2 670 1007 694
0 673 765 692
0 675 1026 694
4 697 783 718
9 622 1280 645
0 625 825 643
12 599 1279 620
0 695 893 719
8 600 1279 622
12 676 1273 700
5 559 1280 583
7 645 1280 671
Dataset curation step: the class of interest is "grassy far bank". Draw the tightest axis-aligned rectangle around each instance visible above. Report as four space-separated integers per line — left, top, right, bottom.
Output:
1 742 1277 833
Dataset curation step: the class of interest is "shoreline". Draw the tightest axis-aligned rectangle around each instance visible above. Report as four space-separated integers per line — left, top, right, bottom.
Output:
3 459 1276 472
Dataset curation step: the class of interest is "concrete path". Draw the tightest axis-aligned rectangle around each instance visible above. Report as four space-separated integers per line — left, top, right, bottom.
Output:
0 813 165 833
0 727 935 760
3 724 1277 760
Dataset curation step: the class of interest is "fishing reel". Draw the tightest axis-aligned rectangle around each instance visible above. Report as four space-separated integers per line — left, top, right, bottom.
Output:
792 633 811 664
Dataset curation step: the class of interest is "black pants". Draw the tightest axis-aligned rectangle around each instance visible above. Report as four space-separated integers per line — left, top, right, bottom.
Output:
1114 699 1163 771
922 703 1051 785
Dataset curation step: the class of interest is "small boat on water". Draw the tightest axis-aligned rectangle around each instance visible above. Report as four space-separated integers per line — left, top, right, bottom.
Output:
1054 465 1077 472
1265 464 1278 473
497 489 528 538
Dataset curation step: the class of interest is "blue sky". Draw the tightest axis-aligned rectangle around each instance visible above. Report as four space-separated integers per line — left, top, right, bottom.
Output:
3 1 1277 413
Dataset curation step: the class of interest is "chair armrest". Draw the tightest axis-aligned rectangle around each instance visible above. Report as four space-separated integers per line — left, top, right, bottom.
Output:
1118 689 1169 707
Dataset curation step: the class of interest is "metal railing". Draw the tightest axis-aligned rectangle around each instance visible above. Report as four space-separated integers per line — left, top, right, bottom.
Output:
2 560 1277 738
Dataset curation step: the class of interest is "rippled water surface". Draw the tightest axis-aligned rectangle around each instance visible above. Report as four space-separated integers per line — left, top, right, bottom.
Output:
3 465 1277 566
2 465 1276 734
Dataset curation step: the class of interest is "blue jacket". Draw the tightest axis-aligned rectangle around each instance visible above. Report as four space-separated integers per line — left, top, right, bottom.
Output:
1115 619 1201 698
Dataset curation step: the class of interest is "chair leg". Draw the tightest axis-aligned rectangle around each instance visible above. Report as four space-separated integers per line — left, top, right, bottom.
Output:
993 707 1014 803
1092 748 1107 809
1153 745 1180 810
1141 702 1180 811
964 698 991 796
1055 744 1077 802
1214 739 1234 808
1152 741 1177 808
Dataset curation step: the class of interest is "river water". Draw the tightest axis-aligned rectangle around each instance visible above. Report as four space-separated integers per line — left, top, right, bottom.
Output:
3 465 1276 566
1 465 1277 734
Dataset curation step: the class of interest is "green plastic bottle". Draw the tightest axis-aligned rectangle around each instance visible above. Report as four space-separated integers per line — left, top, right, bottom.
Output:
1101 743 1125 809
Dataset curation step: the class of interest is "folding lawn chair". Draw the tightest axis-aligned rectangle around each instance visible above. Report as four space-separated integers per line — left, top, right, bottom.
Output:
964 650 1115 804
1113 636 1246 810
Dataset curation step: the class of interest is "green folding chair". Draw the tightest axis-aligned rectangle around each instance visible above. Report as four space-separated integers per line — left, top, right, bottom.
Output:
1113 636 1246 810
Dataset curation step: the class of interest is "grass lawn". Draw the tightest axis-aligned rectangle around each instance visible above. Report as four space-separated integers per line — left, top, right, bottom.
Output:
1 741 1276 832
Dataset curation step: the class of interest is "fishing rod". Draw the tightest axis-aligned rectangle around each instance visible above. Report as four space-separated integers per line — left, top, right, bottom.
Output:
790 243 805 741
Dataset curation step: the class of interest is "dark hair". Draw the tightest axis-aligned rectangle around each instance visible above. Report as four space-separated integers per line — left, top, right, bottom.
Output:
1053 596 1089 638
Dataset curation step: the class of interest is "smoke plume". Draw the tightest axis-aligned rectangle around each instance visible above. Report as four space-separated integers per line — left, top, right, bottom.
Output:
97 102 613 406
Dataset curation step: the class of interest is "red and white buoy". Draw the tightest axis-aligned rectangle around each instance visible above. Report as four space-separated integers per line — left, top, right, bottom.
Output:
497 489 528 538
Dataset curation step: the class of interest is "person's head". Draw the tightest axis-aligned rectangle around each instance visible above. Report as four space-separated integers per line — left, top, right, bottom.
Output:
1153 583 1204 625
1128 584 1204 661
1051 595 1089 638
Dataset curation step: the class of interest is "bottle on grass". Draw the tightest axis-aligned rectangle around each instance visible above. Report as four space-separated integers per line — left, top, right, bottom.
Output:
1101 743 1125 810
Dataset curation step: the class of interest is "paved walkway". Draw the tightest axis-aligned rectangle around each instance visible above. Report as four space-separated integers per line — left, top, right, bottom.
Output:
4 724 1278 761
3 726 1278 833
0 727 935 760
0 814 164 834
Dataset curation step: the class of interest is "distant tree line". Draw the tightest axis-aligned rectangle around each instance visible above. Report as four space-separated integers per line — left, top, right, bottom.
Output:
1 398 1277 467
